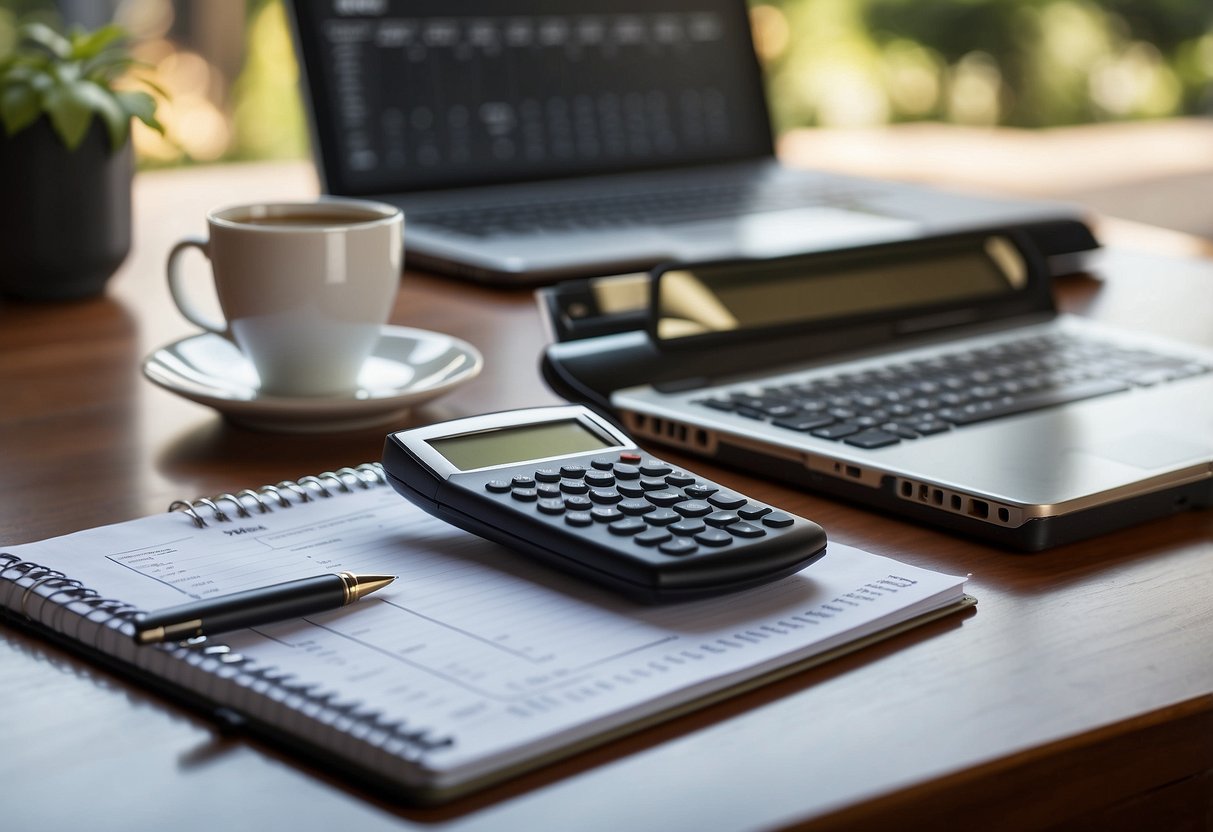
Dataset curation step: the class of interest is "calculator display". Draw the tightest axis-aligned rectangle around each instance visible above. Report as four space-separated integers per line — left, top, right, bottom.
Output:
429 419 617 471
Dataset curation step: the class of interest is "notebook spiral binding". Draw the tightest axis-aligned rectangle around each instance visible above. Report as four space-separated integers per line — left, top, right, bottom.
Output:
167 462 387 528
0 462 455 756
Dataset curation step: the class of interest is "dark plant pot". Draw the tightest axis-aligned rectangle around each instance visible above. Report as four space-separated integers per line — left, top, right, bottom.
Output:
0 117 133 301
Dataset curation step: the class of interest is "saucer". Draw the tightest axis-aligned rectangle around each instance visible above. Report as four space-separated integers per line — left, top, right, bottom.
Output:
142 325 483 433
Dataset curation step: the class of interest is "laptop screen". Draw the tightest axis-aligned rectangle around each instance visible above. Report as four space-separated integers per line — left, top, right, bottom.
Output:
289 1 774 196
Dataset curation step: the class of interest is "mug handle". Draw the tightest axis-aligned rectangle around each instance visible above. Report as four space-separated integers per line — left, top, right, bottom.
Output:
166 236 227 334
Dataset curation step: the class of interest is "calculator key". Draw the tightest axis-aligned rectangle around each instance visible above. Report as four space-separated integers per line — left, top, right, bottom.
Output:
619 452 642 464
584 471 615 487
634 528 672 547
565 511 593 527
645 489 686 507
590 456 616 470
726 521 766 538
511 488 538 502
560 479 589 494
534 468 562 482
707 492 746 510
613 464 640 479
673 500 713 517
619 499 656 515
511 475 536 488
640 462 672 477
589 488 622 504
485 480 511 493
762 512 794 528
616 482 646 498
694 529 733 547
591 506 624 523
737 503 771 520
659 538 698 556
608 518 647 536
665 472 696 488
644 508 681 526
684 484 719 499
537 483 562 499
537 498 566 515
704 510 740 527
564 495 593 512
670 519 707 536
640 477 668 491
560 464 586 478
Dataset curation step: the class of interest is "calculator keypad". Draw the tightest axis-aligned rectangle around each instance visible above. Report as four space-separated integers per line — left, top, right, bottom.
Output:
483 451 787 559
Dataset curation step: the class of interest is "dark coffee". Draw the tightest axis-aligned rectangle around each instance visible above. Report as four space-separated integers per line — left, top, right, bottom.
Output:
233 212 382 227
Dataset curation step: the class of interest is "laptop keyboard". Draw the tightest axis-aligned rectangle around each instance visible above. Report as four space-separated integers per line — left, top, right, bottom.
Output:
692 332 1210 450
411 179 867 238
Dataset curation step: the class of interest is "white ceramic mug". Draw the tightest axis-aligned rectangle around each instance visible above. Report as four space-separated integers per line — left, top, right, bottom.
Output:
167 199 403 397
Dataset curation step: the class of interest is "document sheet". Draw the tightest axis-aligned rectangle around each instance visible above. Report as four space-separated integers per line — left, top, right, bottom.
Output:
3 484 969 794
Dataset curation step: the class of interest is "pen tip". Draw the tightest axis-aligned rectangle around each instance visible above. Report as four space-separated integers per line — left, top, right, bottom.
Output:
347 573 396 603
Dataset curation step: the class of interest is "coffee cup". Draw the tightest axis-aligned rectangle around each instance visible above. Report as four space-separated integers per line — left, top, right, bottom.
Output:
167 199 403 397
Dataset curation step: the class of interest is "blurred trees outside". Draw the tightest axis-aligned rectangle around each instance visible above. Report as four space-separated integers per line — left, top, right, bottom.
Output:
755 0 1213 132
1 0 1210 167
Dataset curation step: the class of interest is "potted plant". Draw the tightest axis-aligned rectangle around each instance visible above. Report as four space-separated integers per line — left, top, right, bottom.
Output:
0 19 163 300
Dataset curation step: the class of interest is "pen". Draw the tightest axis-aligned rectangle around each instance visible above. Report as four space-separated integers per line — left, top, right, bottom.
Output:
133 571 395 645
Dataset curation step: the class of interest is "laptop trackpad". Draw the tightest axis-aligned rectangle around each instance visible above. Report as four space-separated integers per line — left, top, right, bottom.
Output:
1085 431 1210 470
715 207 921 257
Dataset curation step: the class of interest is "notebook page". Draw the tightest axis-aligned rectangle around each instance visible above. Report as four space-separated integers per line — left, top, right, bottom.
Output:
2 486 966 787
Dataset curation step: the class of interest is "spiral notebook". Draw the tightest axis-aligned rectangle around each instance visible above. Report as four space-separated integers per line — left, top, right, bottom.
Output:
0 464 973 802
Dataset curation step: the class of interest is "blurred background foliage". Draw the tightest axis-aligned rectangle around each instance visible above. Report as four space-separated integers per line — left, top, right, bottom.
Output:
754 0 1213 131
1 0 1210 167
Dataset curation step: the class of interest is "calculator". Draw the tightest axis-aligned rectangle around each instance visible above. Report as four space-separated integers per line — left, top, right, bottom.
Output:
382 405 828 602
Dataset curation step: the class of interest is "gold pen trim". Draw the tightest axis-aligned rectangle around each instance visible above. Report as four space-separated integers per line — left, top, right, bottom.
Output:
338 571 358 605
339 572 396 604
135 618 203 645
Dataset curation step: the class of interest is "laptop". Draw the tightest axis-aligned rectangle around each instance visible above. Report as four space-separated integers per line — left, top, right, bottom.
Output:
538 230 1213 549
287 1 1096 285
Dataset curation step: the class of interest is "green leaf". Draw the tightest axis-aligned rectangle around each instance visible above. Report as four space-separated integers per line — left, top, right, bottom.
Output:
1 60 49 84
116 89 162 134
26 69 53 95
69 23 125 61
43 81 94 149
20 22 71 61
51 61 81 85
76 78 128 148
81 53 135 82
0 82 40 135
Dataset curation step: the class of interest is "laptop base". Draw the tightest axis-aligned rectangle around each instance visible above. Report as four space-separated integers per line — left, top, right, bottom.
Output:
702 437 1212 552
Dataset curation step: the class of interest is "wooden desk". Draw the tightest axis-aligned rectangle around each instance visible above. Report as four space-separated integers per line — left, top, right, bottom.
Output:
1 158 1210 832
